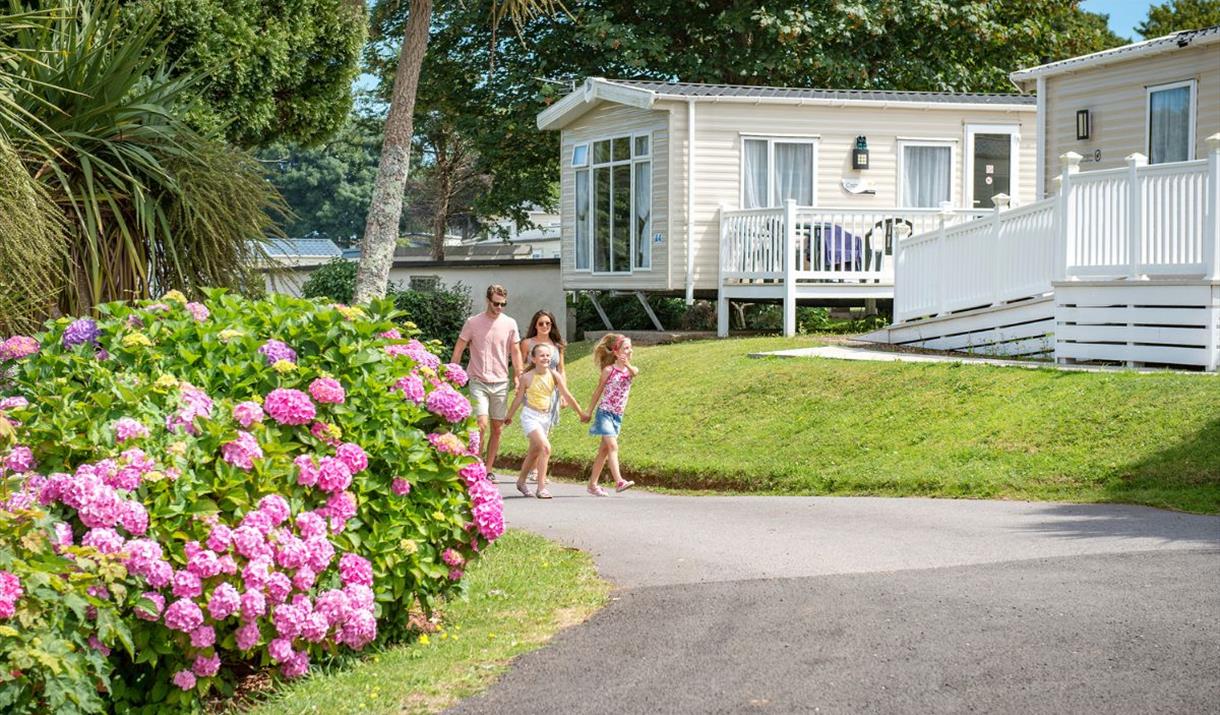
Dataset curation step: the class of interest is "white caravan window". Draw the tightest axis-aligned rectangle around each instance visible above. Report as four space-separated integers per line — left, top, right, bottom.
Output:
1147 80 1195 164
572 144 589 167
900 142 952 208
741 137 817 209
576 132 652 273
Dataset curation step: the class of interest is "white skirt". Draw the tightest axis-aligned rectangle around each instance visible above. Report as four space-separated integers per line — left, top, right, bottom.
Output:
520 406 553 436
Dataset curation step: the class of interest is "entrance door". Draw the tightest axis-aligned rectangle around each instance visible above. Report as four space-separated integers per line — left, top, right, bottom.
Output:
966 126 1019 209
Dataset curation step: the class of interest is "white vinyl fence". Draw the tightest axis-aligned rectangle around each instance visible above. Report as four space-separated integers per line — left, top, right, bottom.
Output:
895 134 1220 323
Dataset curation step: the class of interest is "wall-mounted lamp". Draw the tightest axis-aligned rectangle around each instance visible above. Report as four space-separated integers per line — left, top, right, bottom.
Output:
852 136 870 170
1076 109 1091 141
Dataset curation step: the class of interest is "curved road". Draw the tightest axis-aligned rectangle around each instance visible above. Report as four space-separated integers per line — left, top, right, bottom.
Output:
449 483 1220 714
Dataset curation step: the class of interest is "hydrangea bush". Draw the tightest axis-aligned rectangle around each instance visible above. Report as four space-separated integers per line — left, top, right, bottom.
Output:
0 291 503 713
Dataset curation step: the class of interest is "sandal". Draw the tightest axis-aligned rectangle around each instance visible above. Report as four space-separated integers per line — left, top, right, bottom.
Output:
515 481 531 498
535 489 553 500
587 485 609 497
615 480 635 493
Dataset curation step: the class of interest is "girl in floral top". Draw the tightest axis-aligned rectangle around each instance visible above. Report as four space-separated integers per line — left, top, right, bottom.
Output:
582 333 638 497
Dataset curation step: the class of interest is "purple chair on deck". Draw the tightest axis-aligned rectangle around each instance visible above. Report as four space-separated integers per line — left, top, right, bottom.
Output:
812 223 862 270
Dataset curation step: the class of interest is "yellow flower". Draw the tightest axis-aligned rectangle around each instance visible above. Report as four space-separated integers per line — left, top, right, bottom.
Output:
218 329 244 343
418 634 430 646
166 441 188 456
403 321 417 330
162 290 187 303
144 470 165 483
154 374 178 390
121 333 153 349
400 539 418 555
324 423 342 440
272 359 297 373
336 304 366 321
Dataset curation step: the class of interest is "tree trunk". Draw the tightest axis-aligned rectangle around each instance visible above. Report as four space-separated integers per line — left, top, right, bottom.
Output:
353 0 433 303
430 181 450 261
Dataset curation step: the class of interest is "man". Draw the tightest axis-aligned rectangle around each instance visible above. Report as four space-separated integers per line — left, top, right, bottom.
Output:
452 284 522 478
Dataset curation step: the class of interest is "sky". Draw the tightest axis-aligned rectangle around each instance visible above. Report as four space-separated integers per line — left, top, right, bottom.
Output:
1081 0 1155 40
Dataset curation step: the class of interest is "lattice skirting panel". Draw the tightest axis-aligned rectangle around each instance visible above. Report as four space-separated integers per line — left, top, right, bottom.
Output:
1054 281 1220 369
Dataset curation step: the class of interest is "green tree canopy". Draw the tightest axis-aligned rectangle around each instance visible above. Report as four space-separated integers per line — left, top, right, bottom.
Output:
1138 0 1220 37
371 0 1126 227
123 0 368 148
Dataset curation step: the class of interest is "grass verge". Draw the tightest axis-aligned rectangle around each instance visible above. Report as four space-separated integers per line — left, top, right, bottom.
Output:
243 530 609 714
499 336 1220 514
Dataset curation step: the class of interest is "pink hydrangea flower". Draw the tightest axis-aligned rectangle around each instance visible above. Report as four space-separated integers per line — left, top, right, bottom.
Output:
316 456 352 493
292 567 317 592
187 549 222 579
164 598 204 632
266 572 292 604
281 651 310 678
268 637 294 663
0 396 28 411
294 455 319 487
189 624 216 648
426 385 472 423
242 557 272 591
232 401 264 428
442 363 468 387
0 335 39 361
258 494 290 525
335 443 367 473
459 461 488 487
4 446 34 474
240 589 267 620
172 670 196 691
81 527 125 555
145 560 174 589
467 478 505 542
166 383 213 435
380 328 402 340
53 522 74 549
221 431 263 471
338 553 373 587
404 339 441 369
258 339 297 364
207 524 232 553
449 568 464 582
295 510 327 539
441 548 464 567
172 570 203 599
192 653 220 678
233 525 270 559
314 589 350 625
391 478 411 496
88 635 111 656
117 501 148 535
308 377 346 404
310 420 341 446
112 417 149 443
208 582 241 620
274 535 308 570
427 432 466 455
135 591 164 621
0 571 23 619
393 374 425 403
300 611 329 643
185 302 209 321
305 535 335 572
264 388 316 425
320 491 356 532
236 621 261 651
338 608 377 650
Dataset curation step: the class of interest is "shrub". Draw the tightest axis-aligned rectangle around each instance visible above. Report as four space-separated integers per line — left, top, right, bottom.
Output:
391 283 471 348
0 291 502 712
299 259 358 304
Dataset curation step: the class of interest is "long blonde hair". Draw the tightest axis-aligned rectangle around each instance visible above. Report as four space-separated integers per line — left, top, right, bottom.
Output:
593 333 627 369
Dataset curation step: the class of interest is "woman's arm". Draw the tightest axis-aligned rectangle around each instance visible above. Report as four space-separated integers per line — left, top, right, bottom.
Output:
557 344 566 375
518 339 531 374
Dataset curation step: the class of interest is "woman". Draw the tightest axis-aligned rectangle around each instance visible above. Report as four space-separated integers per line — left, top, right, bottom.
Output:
519 310 565 481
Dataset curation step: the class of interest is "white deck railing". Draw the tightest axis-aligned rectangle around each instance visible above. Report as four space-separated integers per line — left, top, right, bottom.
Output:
894 134 1220 323
720 206 986 285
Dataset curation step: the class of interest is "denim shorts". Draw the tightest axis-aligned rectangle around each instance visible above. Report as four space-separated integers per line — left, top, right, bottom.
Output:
588 408 623 437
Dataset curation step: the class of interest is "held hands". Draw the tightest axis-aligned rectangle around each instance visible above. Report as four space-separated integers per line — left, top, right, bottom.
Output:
580 411 591 423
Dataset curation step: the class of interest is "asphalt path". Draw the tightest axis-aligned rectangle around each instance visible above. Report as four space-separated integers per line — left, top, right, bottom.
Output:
448 483 1220 714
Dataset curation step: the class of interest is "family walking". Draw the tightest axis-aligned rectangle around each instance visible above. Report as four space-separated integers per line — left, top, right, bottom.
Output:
451 284 636 500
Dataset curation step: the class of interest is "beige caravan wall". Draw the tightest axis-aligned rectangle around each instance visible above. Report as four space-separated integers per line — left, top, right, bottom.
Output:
664 100 1037 291
559 103 671 292
1042 42 1220 193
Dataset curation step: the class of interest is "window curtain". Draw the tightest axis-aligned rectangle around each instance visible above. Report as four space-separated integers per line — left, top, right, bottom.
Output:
634 162 651 268
1149 86 1191 164
743 139 768 208
903 145 951 208
774 143 813 206
575 170 589 269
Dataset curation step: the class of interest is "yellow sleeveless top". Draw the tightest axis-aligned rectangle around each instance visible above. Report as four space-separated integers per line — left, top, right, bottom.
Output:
525 370 555 411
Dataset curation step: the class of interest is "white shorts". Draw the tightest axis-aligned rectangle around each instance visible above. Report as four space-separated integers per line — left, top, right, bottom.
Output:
520 406 553 437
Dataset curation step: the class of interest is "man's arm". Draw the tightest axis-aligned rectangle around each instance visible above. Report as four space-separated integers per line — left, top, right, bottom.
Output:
451 338 468 366
509 334 523 386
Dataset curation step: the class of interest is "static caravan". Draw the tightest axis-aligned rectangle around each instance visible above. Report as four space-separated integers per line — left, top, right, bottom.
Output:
870 27 1220 371
536 78 1037 334
1010 24 1220 199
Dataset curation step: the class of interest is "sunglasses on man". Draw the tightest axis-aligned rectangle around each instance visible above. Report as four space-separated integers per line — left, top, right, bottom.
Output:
491 300 507 307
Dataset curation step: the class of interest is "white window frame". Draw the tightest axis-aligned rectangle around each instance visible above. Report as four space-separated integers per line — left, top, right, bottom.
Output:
738 135 819 209
897 139 956 209
572 143 589 167
574 131 653 275
964 125 1021 209
1145 79 1197 164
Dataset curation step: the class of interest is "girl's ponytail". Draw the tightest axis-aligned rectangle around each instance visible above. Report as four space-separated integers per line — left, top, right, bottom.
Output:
593 333 623 369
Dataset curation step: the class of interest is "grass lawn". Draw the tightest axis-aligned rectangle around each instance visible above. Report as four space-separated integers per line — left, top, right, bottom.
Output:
243 530 609 714
499 336 1220 514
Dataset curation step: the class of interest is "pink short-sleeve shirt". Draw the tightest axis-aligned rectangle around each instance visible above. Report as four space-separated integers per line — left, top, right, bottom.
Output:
459 312 519 383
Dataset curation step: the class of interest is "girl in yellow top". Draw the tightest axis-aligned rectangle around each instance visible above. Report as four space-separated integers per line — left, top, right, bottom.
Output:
504 343 586 499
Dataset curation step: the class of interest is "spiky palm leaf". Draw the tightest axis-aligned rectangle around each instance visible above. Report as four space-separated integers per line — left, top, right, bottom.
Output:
1 0 283 319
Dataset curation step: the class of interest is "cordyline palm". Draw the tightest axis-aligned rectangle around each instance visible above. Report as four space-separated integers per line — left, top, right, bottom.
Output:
353 0 564 303
0 0 282 324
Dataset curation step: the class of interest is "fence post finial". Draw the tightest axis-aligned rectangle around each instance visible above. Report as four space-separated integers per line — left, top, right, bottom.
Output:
991 193 1011 211
1060 151 1082 174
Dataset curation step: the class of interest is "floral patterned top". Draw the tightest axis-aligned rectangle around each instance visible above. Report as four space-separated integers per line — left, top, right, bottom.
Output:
597 366 634 415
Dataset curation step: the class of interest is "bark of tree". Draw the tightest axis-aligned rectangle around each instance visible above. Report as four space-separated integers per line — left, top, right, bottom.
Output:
353 0 433 303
